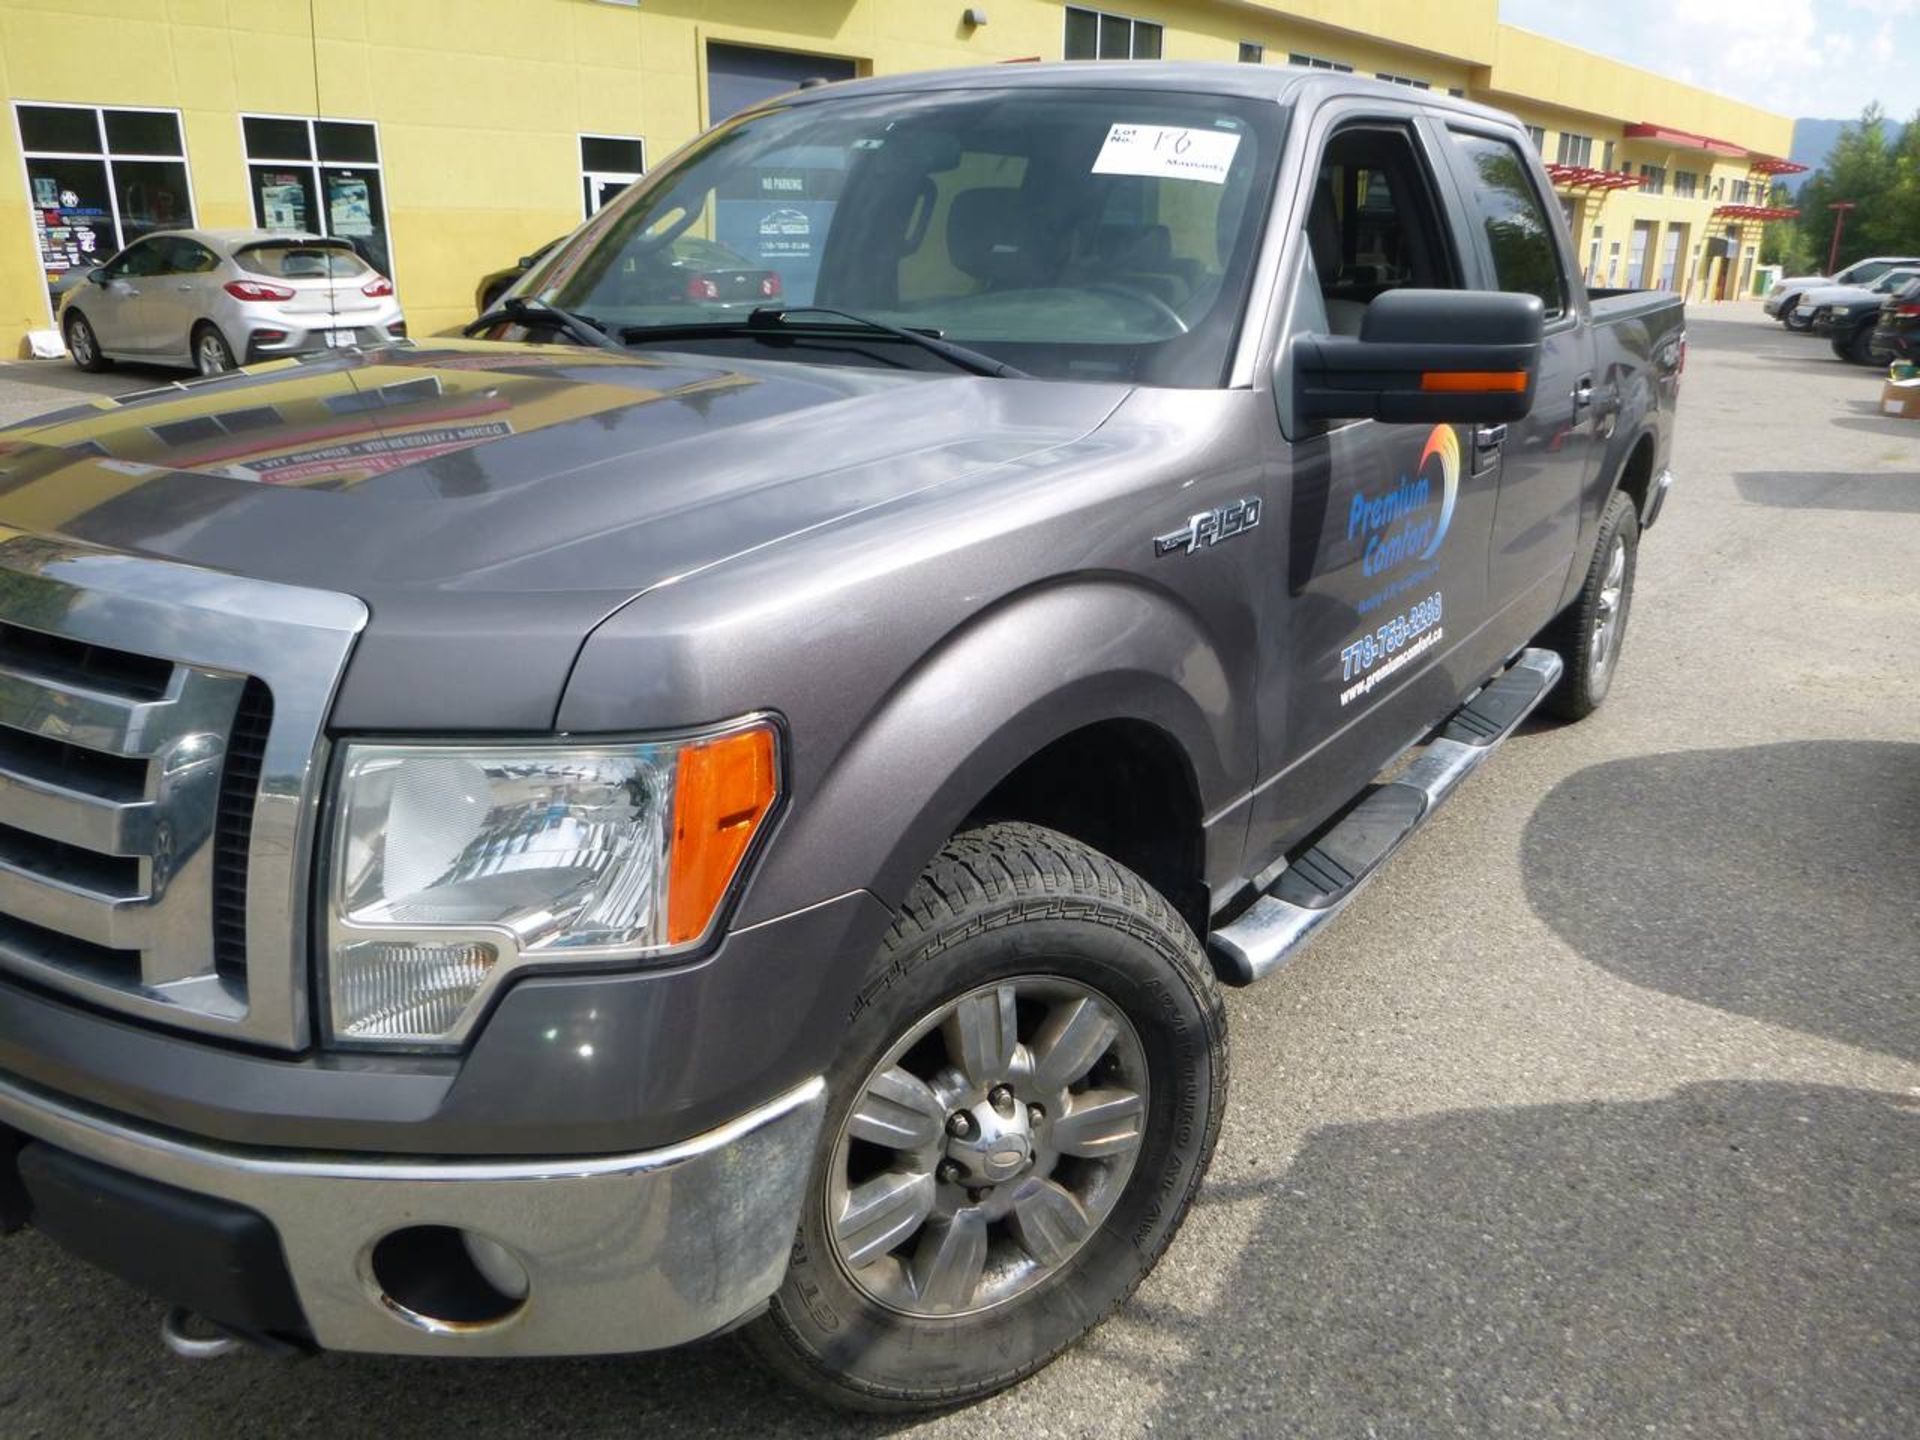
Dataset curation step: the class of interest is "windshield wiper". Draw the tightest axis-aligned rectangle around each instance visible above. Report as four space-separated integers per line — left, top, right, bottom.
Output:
463 297 628 356
620 305 1030 379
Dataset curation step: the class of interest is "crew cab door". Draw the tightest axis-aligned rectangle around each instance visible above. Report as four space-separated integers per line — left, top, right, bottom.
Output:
1439 126 1599 620
1242 111 1508 861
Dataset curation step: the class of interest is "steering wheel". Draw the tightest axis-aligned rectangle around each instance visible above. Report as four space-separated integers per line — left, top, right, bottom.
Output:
1081 283 1191 335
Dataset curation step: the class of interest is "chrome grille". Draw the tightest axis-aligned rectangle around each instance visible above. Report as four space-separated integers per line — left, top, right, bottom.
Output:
0 529 365 1050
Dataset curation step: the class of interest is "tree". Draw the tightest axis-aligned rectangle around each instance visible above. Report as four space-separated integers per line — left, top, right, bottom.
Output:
1792 104 1920 271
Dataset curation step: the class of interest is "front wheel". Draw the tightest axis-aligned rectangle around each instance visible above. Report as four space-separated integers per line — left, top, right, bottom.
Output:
63 312 110 372
1542 488 1639 721
1782 297 1812 330
744 822 1227 1412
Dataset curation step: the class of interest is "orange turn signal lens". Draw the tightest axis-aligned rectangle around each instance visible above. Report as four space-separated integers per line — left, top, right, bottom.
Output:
1419 370 1529 393
667 724 779 945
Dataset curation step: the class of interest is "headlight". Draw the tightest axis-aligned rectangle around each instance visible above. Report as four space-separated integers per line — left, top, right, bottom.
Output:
325 719 779 1050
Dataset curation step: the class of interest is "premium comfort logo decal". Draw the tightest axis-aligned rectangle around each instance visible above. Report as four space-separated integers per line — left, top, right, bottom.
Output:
1336 424 1458 707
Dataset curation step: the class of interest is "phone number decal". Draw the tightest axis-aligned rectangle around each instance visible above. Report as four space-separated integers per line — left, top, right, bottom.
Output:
1339 592 1444 706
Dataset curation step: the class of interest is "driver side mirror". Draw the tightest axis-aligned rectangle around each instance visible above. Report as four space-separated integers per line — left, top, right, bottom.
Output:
87 267 107 286
1294 289 1544 424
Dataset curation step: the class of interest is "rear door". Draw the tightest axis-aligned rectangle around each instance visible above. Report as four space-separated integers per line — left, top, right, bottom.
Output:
1440 126 1599 625
1243 107 1507 861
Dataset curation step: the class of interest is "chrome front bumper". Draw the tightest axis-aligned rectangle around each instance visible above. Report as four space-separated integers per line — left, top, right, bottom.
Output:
0 1072 825 1357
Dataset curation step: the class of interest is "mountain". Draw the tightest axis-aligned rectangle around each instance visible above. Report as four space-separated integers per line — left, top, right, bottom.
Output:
1786 116 1908 192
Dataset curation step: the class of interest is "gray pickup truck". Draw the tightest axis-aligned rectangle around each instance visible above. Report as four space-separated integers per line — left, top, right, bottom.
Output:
0 64 1680 1411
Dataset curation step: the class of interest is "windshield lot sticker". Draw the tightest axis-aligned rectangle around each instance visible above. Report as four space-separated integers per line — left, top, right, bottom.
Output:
1093 124 1242 185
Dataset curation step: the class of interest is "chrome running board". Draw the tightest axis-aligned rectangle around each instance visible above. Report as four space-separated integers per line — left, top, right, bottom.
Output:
1209 647 1564 986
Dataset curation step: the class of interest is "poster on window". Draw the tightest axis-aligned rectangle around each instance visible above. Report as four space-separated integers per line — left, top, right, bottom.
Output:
327 175 374 237
261 174 307 230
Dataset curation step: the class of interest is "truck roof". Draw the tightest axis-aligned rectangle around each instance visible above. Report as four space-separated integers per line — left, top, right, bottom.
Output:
765 59 1519 128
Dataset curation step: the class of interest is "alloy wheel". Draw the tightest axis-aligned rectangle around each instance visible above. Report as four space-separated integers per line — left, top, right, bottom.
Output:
197 332 232 375
825 975 1149 1318
67 319 94 366
1589 535 1627 691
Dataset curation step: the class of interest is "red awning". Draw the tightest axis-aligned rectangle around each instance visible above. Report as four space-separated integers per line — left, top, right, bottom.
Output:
1711 205 1800 221
1544 163 1645 191
1623 123 1747 158
1749 157 1808 176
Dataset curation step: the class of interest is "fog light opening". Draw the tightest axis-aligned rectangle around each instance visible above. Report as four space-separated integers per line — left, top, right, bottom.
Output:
367 1225 528 1331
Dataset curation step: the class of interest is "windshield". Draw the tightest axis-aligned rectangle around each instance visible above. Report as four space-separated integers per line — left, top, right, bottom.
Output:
529 87 1285 385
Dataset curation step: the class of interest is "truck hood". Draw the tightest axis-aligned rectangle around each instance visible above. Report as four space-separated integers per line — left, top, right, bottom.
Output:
0 340 1124 727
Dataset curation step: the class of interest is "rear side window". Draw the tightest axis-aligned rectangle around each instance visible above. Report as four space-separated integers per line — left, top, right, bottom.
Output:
1447 131 1567 320
238 242 369 279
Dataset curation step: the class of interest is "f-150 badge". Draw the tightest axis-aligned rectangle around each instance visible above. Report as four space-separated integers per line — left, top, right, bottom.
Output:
1154 497 1261 557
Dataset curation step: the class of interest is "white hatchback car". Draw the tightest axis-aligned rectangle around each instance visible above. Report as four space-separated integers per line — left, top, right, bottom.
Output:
58 228 406 375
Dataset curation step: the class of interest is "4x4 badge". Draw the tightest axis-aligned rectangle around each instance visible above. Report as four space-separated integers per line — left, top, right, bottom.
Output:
1154 497 1262 557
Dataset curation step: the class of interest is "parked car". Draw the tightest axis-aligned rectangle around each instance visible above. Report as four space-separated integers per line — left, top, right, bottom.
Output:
1808 267 1920 362
1870 275 1920 362
0 65 1682 1411
58 228 405 376
474 237 561 314
1765 254 1920 330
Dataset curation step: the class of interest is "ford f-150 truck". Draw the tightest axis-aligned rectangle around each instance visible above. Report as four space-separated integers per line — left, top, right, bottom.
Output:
0 64 1680 1412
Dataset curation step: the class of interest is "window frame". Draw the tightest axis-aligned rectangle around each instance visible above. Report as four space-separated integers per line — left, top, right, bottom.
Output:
12 99 197 325
238 111 393 275
1375 72 1432 90
1238 41 1264 64
1554 131 1593 168
579 131 646 220
1062 5 1163 60
1287 52 1354 73
1441 122 1579 329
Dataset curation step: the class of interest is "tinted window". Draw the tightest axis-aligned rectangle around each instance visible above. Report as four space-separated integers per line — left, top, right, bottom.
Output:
1449 131 1567 319
112 240 169 278
582 136 645 173
17 105 100 153
167 239 219 274
103 109 183 156
316 120 378 164
243 116 312 160
238 241 369 279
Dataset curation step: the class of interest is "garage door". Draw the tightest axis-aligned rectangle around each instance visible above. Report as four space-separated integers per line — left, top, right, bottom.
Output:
706 42 856 123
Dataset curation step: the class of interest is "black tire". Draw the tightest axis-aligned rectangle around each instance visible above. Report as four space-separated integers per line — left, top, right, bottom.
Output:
1843 324 1878 365
63 311 110 372
1830 339 1855 361
743 821 1227 1412
1782 296 1812 330
1541 488 1639 721
192 322 236 376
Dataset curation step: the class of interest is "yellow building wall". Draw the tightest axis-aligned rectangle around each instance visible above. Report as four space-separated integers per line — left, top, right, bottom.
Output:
0 0 1791 355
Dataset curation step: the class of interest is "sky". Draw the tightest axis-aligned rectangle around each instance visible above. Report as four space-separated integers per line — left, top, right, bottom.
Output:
1499 0 1920 119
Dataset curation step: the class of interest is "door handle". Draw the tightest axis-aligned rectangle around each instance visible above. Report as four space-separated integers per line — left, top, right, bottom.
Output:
1571 377 1595 415
1474 423 1507 451
175 283 195 291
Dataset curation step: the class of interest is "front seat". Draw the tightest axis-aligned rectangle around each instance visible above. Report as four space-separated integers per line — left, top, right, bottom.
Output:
946 187 1060 290
1307 179 1366 336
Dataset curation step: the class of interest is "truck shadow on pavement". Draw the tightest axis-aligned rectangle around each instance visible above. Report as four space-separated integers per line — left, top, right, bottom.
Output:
1521 740 1919 1062
1733 471 1920 513
1137 1078 1916 1439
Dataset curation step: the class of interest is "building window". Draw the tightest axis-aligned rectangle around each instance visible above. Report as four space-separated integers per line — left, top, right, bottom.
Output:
1673 171 1697 199
1287 52 1353 72
1711 176 1724 199
580 134 644 218
1638 163 1666 195
1555 132 1593 167
1376 72 1431 90
242 114 392 278
1602 140 1616 172
1063 6 1162 60
1238 41 1264 64
1523 124 1546 154
1447 87 1466 98
1728 177 1751 204
13 101 195 318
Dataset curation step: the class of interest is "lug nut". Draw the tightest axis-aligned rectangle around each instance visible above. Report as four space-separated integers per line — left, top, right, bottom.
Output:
946 1111 976 1139
989 1084 1015 1112
937 1160 965 1185
1028 1103 1045 1125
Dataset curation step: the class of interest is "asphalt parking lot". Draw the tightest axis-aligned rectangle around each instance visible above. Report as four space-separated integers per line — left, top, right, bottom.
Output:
1 303 1915 1439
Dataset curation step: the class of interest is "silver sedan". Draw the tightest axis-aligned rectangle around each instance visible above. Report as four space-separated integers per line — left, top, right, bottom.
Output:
57 227 406 376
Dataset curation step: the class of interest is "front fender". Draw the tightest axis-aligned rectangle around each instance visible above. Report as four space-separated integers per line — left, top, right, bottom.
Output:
747 576 1252 923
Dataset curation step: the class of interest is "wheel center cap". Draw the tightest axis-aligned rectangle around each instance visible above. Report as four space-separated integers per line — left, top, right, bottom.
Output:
947 1103 1034 1184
